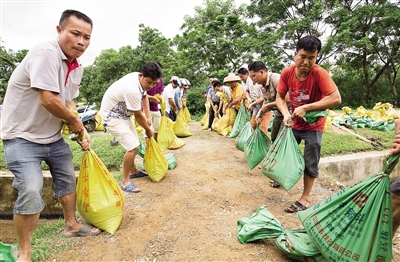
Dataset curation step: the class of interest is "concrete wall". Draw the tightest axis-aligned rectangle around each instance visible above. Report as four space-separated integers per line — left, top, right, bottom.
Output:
0 172 74 218
319 149 400 186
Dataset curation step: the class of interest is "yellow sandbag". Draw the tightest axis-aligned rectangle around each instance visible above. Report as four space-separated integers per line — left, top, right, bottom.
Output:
341 106 352 115
156 94 166 116
144 137 168 182
200 102 210 126
212 117 220 131
76 149 124 234
95 114 104 131
183 107 192 122
62 123 70 135
217 108 237 135
158 116 185 150
202 120 209 130
216 92 228 103
62 109 79 135
220 125 232 137
200 113 208 126
174 111 192 137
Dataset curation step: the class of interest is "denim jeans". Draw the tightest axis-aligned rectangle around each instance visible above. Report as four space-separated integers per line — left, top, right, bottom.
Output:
3 138 76 214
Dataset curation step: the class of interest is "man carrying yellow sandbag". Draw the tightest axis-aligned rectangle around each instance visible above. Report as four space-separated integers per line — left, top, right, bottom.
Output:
100 62 162 193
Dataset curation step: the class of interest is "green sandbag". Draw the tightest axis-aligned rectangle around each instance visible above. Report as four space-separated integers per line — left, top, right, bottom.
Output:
235 121 254 151
237 206 285 244
0 242 17 262
230 104 251 138
164 153 177 170
244 125 271 169
303 110 328 125
297 154 400 262
137 141 146 158
276 229 327 262
260 126 305 191
142 153 177 170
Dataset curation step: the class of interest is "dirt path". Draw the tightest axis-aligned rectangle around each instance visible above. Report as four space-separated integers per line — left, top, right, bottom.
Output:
4 121 399 261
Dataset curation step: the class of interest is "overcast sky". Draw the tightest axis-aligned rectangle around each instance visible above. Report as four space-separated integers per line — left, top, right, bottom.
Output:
1 0 250 66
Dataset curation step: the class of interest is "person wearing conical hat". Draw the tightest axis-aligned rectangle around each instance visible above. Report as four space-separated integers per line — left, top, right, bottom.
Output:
223 72 244 113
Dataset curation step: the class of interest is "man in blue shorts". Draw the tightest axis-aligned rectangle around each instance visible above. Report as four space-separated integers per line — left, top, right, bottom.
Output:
1 10 99 261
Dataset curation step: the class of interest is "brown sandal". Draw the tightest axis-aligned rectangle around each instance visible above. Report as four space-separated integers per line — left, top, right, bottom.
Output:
284 201 308 213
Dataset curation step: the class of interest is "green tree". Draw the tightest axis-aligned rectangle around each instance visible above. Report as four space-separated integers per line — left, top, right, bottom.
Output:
247 0 338 71
326 0 400 104
175 0 255 84
0 46 27 102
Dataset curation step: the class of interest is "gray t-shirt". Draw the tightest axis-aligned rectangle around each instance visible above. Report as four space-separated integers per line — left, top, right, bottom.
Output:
0 39 82 143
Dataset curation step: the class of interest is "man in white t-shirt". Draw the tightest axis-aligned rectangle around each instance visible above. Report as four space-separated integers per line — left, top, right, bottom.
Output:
238 68 263 131
163 76 181 121
100 62 162 193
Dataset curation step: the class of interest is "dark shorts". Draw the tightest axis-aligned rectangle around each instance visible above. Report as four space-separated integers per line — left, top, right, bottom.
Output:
391 177 400 196
292 130 323 178
271 115 284 142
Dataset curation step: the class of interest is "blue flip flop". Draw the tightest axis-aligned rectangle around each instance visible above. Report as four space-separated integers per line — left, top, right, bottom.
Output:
120 182 141 193
129 170 148 179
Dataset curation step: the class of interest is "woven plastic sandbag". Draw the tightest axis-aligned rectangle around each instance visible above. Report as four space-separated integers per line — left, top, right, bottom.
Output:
212 116 220 131
200 103 210 126
218 108 237 136
137 141 146 158
0 242 17 262
235 121 254 151
297 154 400 262
164 153 177 170
276 229 327 262
202 119 209 130
76 149 124 234
260 126 305 191
183 106 192 122
244 125 271 169
158 116 185 151
144 137 168 182
303 110 328 125
237 206 285 244
173 111 192 137
230 104 251 138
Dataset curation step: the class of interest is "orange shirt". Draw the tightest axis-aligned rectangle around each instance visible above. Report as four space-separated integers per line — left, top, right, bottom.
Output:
230 83 244 110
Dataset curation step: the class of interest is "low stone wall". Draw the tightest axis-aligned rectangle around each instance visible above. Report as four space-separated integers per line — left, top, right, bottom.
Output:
0 172 77 219
319 149 400 186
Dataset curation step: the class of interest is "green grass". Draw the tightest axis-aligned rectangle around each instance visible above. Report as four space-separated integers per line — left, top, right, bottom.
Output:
30 219 73 262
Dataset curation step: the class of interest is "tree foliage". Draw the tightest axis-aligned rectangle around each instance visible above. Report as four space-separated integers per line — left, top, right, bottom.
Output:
1 0 400 112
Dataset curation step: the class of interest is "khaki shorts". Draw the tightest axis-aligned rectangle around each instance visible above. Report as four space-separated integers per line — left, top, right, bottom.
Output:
104 118 139 151
150 110 161 133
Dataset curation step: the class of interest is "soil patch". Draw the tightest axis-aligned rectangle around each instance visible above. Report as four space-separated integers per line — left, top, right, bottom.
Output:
1 121 399 261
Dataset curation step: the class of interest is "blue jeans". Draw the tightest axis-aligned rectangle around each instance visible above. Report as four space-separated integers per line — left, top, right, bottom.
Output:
3 138 76 214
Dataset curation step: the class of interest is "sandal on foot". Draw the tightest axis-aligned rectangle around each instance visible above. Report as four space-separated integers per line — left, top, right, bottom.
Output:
65 225 101 238
129 170 148 179
284 201 308 213
270 181 280 188
120 182 141 193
